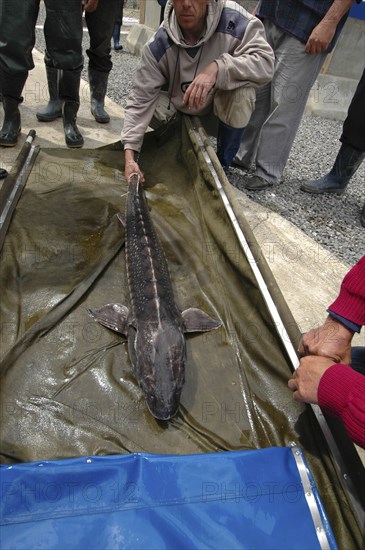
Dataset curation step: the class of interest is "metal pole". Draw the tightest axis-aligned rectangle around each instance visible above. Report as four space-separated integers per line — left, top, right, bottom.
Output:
0 130 39 252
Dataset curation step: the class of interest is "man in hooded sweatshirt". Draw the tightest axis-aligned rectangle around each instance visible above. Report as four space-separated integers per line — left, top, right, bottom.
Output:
122 0 275 182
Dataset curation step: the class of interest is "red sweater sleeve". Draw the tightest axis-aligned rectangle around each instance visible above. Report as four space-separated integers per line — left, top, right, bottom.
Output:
329 255 365 325
318 363 365 448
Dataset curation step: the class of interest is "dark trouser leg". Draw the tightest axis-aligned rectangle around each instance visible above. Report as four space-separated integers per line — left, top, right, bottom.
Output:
58 69 84 148
85 0 118 121
216 122 245 172
42 1 84 146
43 0 83 71
113 24 122 50
0 70 27 147
301 65 365 229
85 0 117 71
341 66 365 152
36 65 63 122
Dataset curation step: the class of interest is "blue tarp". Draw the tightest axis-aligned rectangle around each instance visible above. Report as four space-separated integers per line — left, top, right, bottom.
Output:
0 447 337 549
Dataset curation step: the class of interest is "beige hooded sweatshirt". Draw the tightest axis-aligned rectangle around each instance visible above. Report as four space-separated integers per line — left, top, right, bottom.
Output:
122 0 274 152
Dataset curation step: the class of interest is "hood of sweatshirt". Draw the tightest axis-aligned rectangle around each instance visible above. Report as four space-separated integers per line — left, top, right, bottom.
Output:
163 0 224 48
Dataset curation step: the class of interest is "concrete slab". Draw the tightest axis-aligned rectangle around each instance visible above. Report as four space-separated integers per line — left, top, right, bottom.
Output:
305 74 359 122
1 46 364 463
126 24 155 56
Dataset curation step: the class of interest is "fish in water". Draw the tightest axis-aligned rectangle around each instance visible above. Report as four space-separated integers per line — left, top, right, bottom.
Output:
88 174 221 420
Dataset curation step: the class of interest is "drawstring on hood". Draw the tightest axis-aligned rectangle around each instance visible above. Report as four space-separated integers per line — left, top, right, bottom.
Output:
168 48 180 110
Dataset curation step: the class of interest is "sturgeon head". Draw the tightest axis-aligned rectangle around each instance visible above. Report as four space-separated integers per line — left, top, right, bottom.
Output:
131 317 186 420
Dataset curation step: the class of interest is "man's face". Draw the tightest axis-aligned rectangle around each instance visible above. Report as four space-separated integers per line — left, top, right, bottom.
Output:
173 0 209 34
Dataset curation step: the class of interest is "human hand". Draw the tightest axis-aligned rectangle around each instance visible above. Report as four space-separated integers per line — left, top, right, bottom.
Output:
182 61 218 111
125 161 144 184
124 149 144 183
82 0 99 13
288 355 335 404
298 315 353 364
305 21 336 54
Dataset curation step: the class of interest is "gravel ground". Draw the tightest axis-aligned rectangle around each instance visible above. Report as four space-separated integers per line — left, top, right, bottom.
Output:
35 8 364 267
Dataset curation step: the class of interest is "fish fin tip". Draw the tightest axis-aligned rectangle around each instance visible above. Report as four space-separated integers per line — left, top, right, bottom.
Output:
87 303 129 335
117 212 126 226
182 307 222 333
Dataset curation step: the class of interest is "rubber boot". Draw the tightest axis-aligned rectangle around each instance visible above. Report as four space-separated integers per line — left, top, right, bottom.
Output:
89 67 110 124
59 69 84 148
301 143 365 194
113 23 123 50
0 69 27 147
0 96 22 147
216 121 245 172
36 66 63 122
63 101 84 148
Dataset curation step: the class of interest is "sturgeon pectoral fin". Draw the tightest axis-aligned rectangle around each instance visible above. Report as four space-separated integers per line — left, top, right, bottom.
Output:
182 307 222 333
88 303 129 335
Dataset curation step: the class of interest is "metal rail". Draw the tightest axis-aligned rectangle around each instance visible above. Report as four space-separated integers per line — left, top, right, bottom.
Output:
0 130 39 252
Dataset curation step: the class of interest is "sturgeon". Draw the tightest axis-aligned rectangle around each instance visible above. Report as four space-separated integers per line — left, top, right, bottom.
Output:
89 174 221 420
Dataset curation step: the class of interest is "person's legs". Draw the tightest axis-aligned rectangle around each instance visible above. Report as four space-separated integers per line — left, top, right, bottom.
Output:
0 0 39 146
301 66 365 196
341 66 365 153
36 65 62 122
113 0 124 50
85 0 119 123
43 0 84 147
236 21 326 188
0 72 27 146
214 86 255 171
233 81 271 170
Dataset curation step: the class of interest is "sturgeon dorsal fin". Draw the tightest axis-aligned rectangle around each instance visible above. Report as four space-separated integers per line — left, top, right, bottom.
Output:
181 308 221 333
88 303 129 335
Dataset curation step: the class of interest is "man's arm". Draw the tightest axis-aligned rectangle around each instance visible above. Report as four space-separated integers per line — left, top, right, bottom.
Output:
305 0 355 54
288 357 365 448
214 14 274 92
121 34 167 182
299 255 365 361
329 255 365 325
